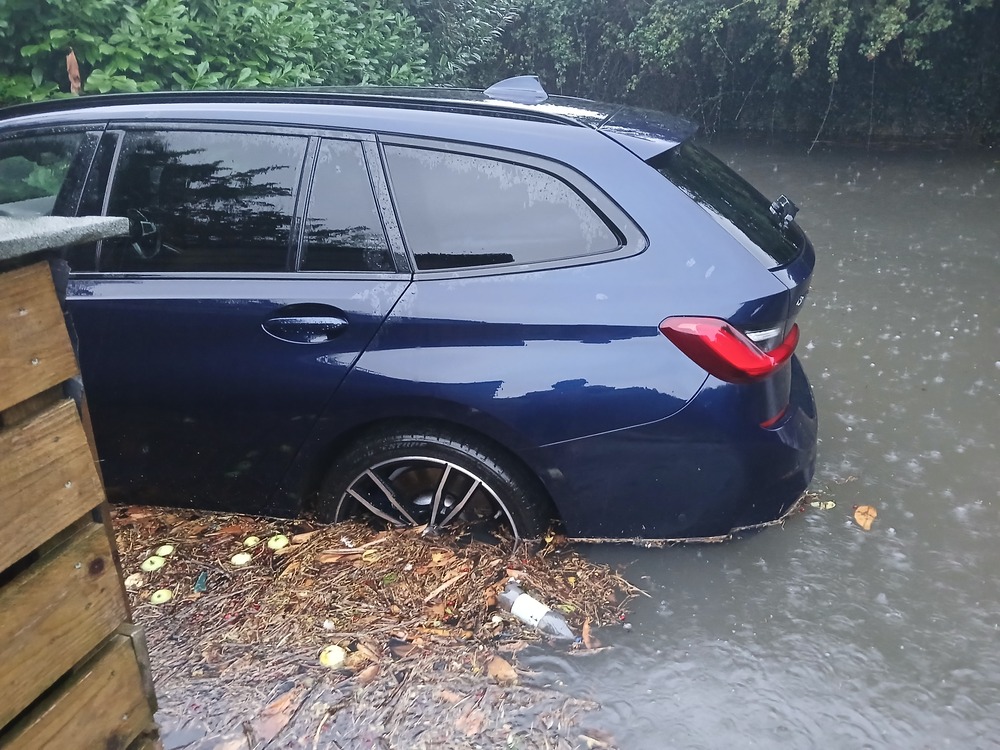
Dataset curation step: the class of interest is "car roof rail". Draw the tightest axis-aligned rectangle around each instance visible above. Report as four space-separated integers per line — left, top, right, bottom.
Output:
484 76 548 105
0 86 589 129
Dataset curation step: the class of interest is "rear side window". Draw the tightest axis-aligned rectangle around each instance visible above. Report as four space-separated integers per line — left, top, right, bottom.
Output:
383 146 619 271
301 138 393 272
0 132 90 217
100 130 307 273
651 143 801 268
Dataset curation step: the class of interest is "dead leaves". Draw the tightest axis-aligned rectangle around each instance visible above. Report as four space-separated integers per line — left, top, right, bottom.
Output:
411 548 459 575
579 728 618 748
437 688 465 704
211 521 257 538
290 530 319 545
112 507 641 749
486 655 517 684
454 705 487 736
65 49 81 94
807 494 879 531
114 506 640 703
388 638 422 660
356 663 380 686
854 505 878 531
252 686 305 744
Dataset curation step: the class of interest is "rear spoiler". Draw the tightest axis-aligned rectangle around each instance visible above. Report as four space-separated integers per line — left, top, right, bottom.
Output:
598 105 698 160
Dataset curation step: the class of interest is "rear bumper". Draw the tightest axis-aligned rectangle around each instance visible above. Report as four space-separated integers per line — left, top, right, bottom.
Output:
730 355 817 528
527 356 818 540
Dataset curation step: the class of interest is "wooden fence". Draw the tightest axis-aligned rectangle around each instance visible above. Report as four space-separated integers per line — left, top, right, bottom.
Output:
0 260 159 749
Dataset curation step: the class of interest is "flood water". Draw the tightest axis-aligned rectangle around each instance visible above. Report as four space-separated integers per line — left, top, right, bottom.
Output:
539 140 1000 748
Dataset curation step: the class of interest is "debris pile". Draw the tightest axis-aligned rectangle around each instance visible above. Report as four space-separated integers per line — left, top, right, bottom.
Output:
113 506 641 749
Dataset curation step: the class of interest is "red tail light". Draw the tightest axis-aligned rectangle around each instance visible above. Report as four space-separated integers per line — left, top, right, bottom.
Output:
659 317 799 383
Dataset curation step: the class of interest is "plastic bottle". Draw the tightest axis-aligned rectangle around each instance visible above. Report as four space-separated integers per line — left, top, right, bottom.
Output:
497 580 575 640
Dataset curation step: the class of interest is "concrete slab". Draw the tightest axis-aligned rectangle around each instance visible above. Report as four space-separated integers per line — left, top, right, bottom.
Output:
0 216 130 261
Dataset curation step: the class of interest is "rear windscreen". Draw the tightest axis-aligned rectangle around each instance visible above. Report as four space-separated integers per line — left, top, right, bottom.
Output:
651 142 801 268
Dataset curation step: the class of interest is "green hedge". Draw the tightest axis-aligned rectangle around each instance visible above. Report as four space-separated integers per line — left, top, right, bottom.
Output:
0 0 517 101
476 0 1000 141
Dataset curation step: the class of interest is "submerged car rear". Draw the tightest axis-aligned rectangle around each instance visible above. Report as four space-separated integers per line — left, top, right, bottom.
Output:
650 140 814 423
651 139 817 530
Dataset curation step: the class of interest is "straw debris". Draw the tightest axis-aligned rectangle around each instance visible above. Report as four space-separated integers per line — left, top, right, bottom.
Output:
114 506 641 749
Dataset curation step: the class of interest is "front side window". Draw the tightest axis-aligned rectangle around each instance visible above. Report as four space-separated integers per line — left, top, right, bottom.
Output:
0 132 89 217
301 138 393 272
100 130 307 273
383 146 619 271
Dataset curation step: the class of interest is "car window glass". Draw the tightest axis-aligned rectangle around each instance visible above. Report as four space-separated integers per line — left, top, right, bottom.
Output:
383 146 619 270
301 139 393 272
651 142 802 268
100 130 306 273
0 132 86 218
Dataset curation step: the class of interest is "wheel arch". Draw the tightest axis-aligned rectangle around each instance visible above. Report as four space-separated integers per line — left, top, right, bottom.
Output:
299 414 562 527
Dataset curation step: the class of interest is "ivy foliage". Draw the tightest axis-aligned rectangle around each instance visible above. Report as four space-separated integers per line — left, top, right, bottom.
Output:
1 0 996 138
479 0 1000 138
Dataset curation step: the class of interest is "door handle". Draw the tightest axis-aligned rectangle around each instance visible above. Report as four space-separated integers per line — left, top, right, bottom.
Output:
262 305 348 344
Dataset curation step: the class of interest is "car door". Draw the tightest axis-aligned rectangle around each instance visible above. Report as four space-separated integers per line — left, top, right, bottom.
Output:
66 126 410 513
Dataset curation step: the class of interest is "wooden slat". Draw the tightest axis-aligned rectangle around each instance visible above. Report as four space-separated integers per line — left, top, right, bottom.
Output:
0 635 154 750
0 399 105 575
0 384 62 429
0 262 78 412
0 523 128 730
117 624 158 714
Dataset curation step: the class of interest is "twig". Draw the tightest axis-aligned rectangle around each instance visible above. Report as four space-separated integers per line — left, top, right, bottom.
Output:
312 697 350 750
319 535 391 555
423 570 469 603
809 79 836 154
867 58 876 151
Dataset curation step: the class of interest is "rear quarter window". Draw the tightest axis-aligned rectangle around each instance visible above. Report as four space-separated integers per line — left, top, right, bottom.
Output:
383 145 620 271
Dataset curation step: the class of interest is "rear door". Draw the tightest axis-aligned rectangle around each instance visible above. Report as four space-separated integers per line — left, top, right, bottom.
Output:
66 126 409 512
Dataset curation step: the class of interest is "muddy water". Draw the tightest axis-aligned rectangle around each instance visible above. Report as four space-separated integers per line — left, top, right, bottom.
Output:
539 141 1000 748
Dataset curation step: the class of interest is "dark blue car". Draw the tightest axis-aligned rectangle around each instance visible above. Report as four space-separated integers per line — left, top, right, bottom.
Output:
0 77 817 541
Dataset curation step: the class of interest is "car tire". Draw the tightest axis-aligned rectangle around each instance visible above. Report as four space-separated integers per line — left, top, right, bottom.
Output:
316 426 551 540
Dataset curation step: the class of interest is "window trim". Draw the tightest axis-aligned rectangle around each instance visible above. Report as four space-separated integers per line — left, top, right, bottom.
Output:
376 135 646 278
97 124 309 275
363 140 411 275
291 135 406 275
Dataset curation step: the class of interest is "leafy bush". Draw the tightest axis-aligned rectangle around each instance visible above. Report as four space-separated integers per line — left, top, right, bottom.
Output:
403 0 521 82
478 0 1000 139
0 0 434 101
3 0 996 139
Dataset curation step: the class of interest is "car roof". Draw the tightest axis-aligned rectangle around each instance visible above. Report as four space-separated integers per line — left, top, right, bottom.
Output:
0 76 696 159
